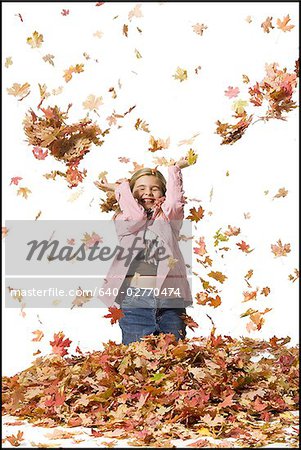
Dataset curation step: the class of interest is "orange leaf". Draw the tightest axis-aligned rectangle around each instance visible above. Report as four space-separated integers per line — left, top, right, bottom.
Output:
103 306 125 324
236 240 254 253
186 206 205 223
31 329 44 342
50 331 72 357
271 239 291 257
276 14 295 32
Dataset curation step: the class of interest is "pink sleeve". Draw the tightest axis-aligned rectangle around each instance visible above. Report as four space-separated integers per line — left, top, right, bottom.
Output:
114 180 147 235
161 164 185 220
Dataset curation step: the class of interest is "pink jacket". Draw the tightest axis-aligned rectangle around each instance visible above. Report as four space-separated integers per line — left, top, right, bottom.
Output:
100 164 193 307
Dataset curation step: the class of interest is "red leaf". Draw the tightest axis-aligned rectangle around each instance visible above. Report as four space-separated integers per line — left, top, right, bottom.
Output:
10 177 23 186
103 306 125 324
32 146 48 160
50 331 72 356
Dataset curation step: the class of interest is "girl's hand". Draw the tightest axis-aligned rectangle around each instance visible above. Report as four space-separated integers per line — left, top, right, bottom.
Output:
94 179 115 193
176 156 190 169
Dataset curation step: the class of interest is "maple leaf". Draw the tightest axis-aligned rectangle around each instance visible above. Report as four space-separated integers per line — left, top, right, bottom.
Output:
71 287 93 309
2 227 9 239
208 271 227 284
225 86 240 99
186 206 205 223
288 268 299 283
118 156 130 163
42 54 55 66
5 431 24 447
173 67 188 82
32 146 48 160
123 24 129 37
17 187 32 199
135 118 150 132
192 23 208 36
224 225 240 236
82 232 103 248
83 94 103 111
5 57 13 68
7 82 31 101
148 136 170 152
232 99 248 115
63 64 84 82
276 14 295 32
32 330 44 342
236 240 254 253
93 30 103 39
242 74 250 84
271 239 291 257
213 228 229 247
26 31 44 48
50 331 72 357
261 17 274 33
242 290 258 302
103 306 125 324
168 256 179 269
273 187 288 199
10 176 23 186
181 313 199 331
61 9 70 16
193 237 207 257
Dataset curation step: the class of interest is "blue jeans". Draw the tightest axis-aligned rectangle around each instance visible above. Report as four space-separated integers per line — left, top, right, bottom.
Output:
119 293 187 345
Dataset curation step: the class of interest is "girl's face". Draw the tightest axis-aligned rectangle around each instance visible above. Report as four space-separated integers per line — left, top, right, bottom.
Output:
132 175 164 209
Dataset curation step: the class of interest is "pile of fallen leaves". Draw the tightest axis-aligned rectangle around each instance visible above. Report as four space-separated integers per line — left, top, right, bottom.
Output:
2 332 299 447
23 103 109 188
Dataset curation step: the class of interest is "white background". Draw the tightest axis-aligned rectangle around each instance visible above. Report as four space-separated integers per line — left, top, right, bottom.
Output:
2 2 299 377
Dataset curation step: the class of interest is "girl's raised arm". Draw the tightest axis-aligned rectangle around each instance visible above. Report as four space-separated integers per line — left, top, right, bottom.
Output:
161 162 186 220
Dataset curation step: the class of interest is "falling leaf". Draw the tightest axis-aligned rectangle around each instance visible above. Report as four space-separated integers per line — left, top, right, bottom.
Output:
52 86 63 95
244 212 251 219
276 14 295 32
17 187 32 199
236 240 254 253
245 16 252 23
261 17 274 33
168 256 179 269
135 118 150 132
2 227 9 239
273 187 288 199
242 74 250 84
261 287 271 296
134 48 142 59
173 67 188 82
186 206 204 223
42 54 55 66
32 330 44 342
93 30 103 38
5 57 13 68
71 288 93 309
178 133 200 146
123 24 128 37
35 210 42 220
181 313 199 330
224 225 240 236
5 431 24 447
32 146 48 160
103 306 125 325
15 13 23 22
61 9 70 16
243 290 258 302
82 232 103 248
83 94 103 111
186 149 198 165
208 271 228 284
225 86 240 99
192 23 208 36
98 171 108 180
7 82 31 100
288 268 299 283
63 64 84 82
50 331 72 357
128 4 143 21
118 157 130 163
10 177 23 186
148 136 170 152
193 237 207 257
271 239 291 257
232 99 248 115
26 31 44 48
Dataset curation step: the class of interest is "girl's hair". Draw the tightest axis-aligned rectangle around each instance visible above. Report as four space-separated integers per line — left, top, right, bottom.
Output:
113 167 167 219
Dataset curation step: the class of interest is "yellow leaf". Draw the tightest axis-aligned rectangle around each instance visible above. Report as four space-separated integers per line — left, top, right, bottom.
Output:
168 257 178 269
186 148 198 165
232 99 248 115
27 31 44 48
208 271 228 284
17 187 32 199
135 48 142 59
197 427 212 436
7 82 31 100
173 67 188 82
5 57 13 68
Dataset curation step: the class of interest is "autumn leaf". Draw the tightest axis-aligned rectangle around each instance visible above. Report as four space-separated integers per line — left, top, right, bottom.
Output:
27 31 44 48
118 156 130 163
42 54 55 66
213 228 229 247
271 239 291 257
242 74 250 84
193 237 207 257
2 227 9 239
50 331 72 357
168 256 179 269
261 287 271 296
63 64 84 82
7 82 31 100
5 57 13 68
224 225 240 236
82 232 103 248
232 99 248 115
273 187 288 199
261 17 274 33
135 118 150 132
134 48 142 59
186 206 204 223
288 268 299 283
17 187 32 199
178 133 200 146
173 67 188 82
123 24 128 37
93 30 103 39
32 330 44 342
71 288 93 309
225 86 240 99
242 290 258 302
208 271 227 284
236 240 254 253
181 313 199 331
5 431 24 447
276 15 295 32
103 306 125 325
32 146 48 160
186 148 198 165
61 9 70 16
10 176 23 186
148 135 170 152
128 4 143 21
83 94 103 111
192 23 208 36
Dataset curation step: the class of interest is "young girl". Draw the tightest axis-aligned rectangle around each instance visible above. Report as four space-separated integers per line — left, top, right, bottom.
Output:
94 158 193 345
